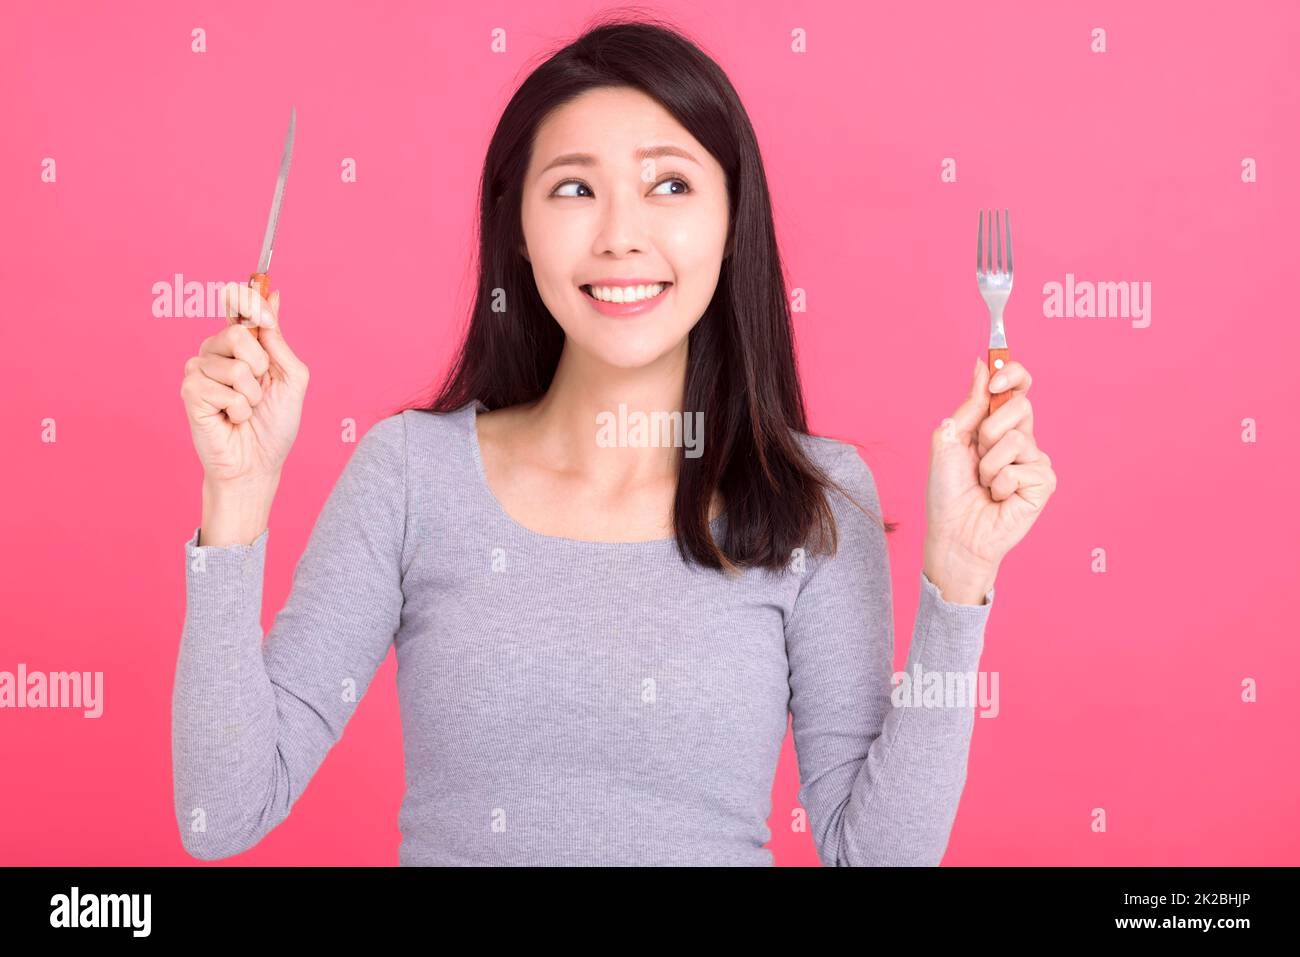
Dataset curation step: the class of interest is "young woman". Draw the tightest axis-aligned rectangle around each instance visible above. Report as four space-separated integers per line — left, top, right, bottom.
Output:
174 18 1055 866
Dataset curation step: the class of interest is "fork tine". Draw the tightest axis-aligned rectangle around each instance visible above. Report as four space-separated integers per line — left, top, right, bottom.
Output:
998 206 1008 273
995 209 1003 274
982 213 993 276
977 209 984 274
987 209 994 273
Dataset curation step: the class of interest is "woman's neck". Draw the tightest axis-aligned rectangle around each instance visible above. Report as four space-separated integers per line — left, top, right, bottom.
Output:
520 339 691 485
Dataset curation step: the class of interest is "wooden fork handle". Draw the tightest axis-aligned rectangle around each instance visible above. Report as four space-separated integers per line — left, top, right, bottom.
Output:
988 347 1012 414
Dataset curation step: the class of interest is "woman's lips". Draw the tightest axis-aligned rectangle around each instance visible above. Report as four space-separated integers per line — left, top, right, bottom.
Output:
580 282 672 317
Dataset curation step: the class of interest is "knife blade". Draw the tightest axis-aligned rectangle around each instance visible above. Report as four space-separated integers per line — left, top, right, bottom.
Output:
239 107 295 327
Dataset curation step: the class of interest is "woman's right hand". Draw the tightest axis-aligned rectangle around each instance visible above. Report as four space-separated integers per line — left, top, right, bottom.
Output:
180 282 310 485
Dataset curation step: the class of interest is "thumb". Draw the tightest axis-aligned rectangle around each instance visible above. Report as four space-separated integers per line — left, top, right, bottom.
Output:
948 356 990 438
256 289 302 373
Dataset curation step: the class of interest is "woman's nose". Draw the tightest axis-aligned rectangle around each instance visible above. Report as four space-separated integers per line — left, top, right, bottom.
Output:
592 188 650 255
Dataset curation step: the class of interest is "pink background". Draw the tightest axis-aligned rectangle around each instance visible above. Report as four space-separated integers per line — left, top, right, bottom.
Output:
2 0 1297 866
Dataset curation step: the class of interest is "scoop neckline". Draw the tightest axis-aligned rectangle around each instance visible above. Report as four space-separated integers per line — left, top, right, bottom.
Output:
463 399 725 549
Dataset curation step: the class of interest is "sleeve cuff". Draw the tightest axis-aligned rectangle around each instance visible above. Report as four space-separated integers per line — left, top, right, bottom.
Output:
183 527 269 634
919 568 995 610
912 569 994 671
185 526 269 556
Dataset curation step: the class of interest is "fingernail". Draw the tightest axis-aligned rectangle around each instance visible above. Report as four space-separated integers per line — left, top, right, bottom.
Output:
990 373 1006 391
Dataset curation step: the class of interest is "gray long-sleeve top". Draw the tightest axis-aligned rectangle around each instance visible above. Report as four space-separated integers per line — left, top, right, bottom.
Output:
172 399 995 865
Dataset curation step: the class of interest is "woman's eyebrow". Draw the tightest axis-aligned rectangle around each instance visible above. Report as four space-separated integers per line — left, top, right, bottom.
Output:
537 145 701 179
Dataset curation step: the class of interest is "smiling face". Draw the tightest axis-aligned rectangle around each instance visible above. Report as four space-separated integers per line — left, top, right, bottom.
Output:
519 86 731 370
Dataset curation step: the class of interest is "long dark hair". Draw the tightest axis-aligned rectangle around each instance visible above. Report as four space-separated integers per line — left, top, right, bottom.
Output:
402 11 894 572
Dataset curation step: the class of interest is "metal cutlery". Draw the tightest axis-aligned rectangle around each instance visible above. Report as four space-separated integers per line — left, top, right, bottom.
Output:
237 107 295 328
976 208 1013 413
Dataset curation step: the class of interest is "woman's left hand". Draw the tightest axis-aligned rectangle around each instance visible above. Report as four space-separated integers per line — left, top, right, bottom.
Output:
922 357 1057 604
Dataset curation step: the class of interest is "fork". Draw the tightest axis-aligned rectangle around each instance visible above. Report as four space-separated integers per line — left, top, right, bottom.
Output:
976 208 1013 413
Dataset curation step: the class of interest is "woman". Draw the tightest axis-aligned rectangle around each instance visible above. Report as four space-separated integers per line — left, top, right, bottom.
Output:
174 17 1055 866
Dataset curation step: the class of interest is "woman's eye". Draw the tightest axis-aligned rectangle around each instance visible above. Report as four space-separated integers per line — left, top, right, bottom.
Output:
551 180 593 198
650 177 691 196
549 177 691 198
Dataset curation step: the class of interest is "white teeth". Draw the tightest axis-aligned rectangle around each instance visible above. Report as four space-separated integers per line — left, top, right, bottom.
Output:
586 282 666 303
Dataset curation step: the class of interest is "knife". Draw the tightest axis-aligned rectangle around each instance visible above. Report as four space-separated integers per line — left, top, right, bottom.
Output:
238 107 295 328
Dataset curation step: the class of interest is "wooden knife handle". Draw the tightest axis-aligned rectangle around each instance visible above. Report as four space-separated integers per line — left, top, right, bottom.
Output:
988 347 1012 414
249 272 270 302
233 272 272 330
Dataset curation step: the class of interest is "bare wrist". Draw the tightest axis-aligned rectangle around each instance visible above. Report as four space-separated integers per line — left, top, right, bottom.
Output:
923 537 997 606
199 473 281 547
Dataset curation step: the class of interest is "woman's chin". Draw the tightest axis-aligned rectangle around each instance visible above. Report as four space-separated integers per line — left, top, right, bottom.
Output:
563 330 682 371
